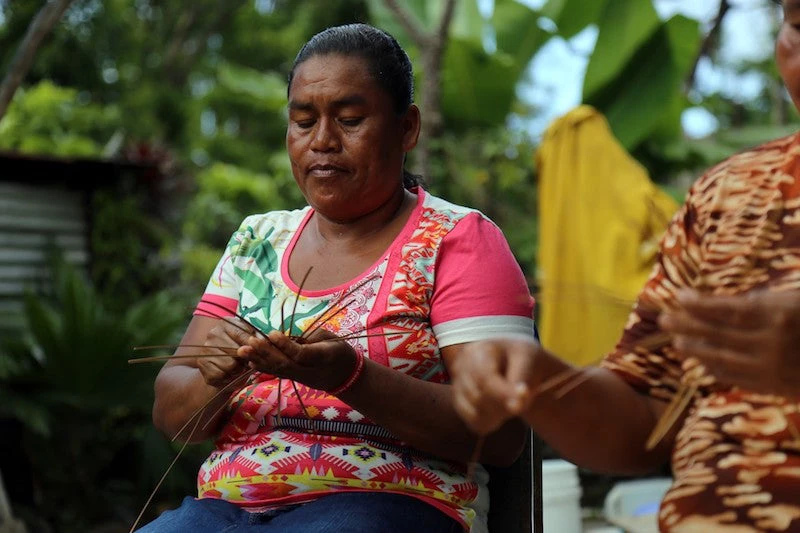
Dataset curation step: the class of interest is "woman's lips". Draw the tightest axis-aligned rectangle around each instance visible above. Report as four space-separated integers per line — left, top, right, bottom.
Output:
308 165 347 178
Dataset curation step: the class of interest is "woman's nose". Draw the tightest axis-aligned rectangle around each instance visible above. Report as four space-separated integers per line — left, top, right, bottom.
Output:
310 118 340 152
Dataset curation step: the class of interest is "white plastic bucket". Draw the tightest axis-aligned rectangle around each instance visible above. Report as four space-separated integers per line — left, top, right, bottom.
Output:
603 477 672 533
541 459 583 533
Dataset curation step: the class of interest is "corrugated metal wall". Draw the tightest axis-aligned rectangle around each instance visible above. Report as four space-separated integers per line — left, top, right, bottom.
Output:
0 181 89 333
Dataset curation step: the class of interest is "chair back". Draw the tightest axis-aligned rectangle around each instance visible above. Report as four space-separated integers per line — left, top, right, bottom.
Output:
484 324 544 533
485 429 544 533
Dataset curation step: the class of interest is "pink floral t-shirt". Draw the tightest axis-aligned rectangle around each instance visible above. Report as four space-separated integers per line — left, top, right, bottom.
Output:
194 189 536 531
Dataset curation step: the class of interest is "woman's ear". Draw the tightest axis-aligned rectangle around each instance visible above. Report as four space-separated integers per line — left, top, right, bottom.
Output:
402 104 421 152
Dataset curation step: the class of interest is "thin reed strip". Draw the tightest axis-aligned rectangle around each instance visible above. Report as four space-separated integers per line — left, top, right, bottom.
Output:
637 332 673 352
201 370 257 431
645 382 698 451
467 436 485 483
300 297 357 340
288 267 314 335
170 369 254 444
553 370 594 400
133 344 239 352
532 367 584 398
196 300 262 338
129 413 203 533
336 331 409 342
198 298 257 328
276 378 283 426
279 296 287 334
298 274 380 339
290 380 317 433
128 352 239 364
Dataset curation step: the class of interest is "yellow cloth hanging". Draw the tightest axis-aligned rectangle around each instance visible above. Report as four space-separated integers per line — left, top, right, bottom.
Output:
535 105 679 366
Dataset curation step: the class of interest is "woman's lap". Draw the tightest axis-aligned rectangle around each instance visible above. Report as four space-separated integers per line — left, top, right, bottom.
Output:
137 492 462 532
136 496 242 532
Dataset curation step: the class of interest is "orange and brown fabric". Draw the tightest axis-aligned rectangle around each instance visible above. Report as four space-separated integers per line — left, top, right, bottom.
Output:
603 133 800 531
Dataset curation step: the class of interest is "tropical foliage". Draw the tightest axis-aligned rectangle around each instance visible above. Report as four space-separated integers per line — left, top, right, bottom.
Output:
0 0 790 529
0 255 194 532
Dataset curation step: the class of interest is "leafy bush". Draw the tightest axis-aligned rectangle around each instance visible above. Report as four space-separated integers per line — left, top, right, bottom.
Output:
428 126 539 280
0 254 200 532
0 81 120 157
90 188 180 311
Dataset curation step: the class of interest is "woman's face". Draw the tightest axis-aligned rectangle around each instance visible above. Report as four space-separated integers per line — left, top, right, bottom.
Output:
778 0 800 112
286 54 420 222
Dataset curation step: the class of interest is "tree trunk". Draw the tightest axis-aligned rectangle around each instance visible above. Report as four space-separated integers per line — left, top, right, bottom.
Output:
384 0 457 183
684 0 729 94
0 0 75 121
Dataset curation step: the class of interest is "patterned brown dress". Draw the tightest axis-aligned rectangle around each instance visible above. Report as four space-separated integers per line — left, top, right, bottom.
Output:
602 133 800 532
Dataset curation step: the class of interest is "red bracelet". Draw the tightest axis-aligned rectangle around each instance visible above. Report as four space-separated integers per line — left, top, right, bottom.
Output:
327 352 366 396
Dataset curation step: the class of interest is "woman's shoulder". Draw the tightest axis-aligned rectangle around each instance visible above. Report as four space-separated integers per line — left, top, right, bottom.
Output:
695 132 799 190
235 206 312 238
420 190 496 228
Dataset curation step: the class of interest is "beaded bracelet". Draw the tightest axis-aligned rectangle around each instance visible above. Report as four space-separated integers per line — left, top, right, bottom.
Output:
327 351 366 396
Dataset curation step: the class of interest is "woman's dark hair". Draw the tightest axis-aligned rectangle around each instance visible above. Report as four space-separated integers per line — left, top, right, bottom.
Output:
288 23 423 189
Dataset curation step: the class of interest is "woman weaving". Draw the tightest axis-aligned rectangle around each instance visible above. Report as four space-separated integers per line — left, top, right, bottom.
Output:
140 23 536 533
451 1 800 530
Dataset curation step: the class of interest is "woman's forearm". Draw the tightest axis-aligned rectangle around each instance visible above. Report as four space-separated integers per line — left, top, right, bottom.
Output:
152 365 232 443
338 360 527 466
524 354 671 475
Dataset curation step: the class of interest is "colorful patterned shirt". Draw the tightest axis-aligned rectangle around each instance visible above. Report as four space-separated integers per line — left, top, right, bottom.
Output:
602 133 800 532
194 188 536 531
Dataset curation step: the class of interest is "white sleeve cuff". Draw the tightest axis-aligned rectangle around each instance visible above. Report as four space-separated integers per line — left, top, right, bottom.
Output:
433 315 537 348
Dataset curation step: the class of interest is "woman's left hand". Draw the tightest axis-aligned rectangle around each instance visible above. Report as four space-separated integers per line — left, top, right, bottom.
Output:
659 289 800 397
237 329 358 392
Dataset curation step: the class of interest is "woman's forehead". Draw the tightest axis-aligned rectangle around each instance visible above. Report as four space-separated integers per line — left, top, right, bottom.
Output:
289 55 375 96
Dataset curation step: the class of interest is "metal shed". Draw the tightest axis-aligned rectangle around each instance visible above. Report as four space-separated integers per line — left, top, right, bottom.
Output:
0 151 159 333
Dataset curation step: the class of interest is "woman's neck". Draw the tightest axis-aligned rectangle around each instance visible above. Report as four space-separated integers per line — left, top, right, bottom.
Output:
312 187 415 244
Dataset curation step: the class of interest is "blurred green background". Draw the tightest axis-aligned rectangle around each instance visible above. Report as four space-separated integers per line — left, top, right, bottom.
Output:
0 0 792 531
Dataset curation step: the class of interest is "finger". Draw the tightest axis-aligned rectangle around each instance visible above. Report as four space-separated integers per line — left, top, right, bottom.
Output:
675 290 769 329
224 318 256 345
197 357 245 386
304 327 338 343
455 370 484 406
265 330 302 356
503 342 538 407
481 373 527 414
241 334 295 375
673 336 758 386
453 395 492 435
241 335 275 354
659 311 761 354
453 390 505 435
504 341 538 385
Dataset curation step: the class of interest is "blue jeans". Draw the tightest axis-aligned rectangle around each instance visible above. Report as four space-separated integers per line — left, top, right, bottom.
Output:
137 492 463 532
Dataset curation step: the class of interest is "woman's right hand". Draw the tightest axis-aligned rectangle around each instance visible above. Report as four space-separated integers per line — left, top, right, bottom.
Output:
194 318 253 388
238 328 359 392
450 338 540 436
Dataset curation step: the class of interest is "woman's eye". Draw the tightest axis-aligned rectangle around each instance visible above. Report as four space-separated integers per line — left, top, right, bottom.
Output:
295 120 315 129
340 117 363 127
